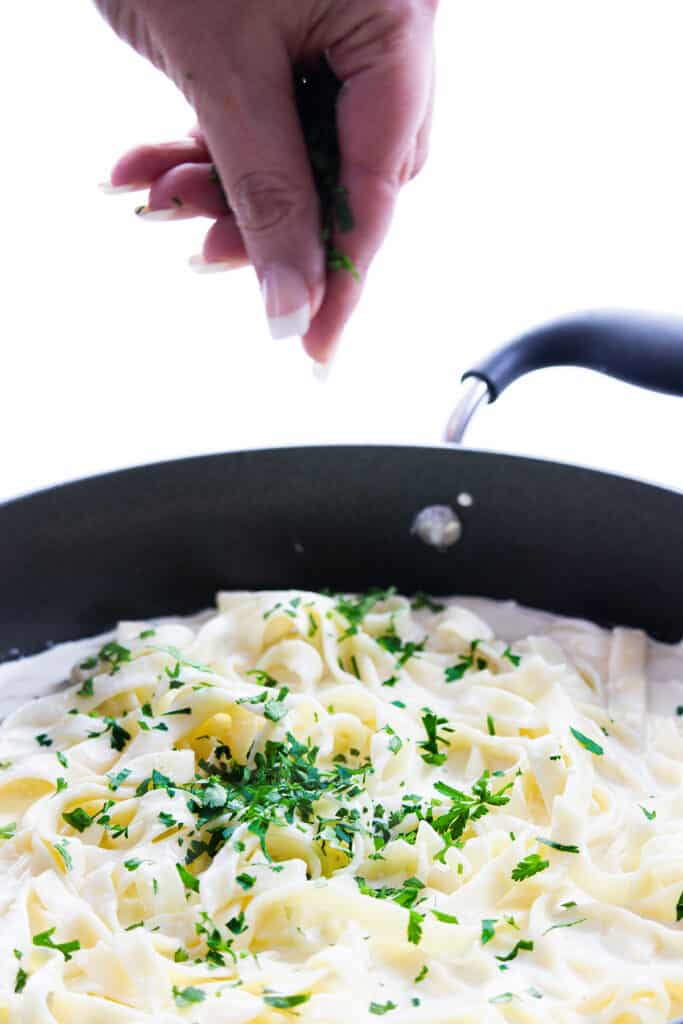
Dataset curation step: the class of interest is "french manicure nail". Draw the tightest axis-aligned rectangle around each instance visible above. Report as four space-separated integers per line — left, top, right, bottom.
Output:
189 254 246 274
135 205 187 222
312 343 340 383
99 181 147 195
261 265 311 340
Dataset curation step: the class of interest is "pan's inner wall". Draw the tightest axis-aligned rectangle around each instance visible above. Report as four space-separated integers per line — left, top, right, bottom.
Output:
0 446 681 661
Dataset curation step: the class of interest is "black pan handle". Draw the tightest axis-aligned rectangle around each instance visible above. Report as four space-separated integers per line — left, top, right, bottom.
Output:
446 310 683 443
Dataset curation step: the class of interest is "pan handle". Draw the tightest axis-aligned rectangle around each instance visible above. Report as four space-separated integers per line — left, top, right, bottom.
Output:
445 310 683 444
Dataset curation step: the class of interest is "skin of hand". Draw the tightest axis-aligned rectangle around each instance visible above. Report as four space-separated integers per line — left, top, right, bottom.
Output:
95 0 438 363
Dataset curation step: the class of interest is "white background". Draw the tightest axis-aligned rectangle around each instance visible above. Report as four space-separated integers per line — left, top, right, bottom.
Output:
2 0 682 502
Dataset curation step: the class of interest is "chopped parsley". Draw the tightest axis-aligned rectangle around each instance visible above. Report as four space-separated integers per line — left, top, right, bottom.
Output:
511 854 549 882
677 891 683 923
14 965 28 994
36 734 52 747
87 716 131 752
263 993 311 1008
536 836 580 854
487 714 496 736
414 964 429 983
445 640 487 682
495 939 534 962
489 992 514 1004
56 751 68 769
411 592 445 612
176 862 200 893
407 909 424 944
640 805 656 821
76 677 94 697
543 918 587 935
0 822 16 840
107 768 131 791
369 1001 397 1015
62 807 93 832
569 727 604 757
432 909 459 925
54 840 73 871
481 918 497 944
173 985 206 1007
33 928 80 961
417 710 453 766
96 641 132 674
236 872 256 890
502 646 521 667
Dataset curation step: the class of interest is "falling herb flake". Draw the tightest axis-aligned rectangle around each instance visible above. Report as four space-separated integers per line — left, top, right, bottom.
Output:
369 1001 397 1015
481 918 497 944
570 727 604 757
640 806 656 821
0 822 16 840
36 734 52 747
414 964 429 983
677 891 683 923
487 714 496 736
14 966 28 994
489 993 514 1005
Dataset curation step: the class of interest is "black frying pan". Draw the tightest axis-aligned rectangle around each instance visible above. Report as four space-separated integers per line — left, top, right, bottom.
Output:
1 310 682 664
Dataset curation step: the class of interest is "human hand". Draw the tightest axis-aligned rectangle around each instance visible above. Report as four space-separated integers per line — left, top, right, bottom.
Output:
95 0 438 364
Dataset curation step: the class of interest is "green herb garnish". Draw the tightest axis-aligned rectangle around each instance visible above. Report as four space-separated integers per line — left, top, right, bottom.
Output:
570 727 604 756
511 854 549 882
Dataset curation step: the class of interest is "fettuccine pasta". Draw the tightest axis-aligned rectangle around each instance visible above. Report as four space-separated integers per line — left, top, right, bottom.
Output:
0 590 682 1023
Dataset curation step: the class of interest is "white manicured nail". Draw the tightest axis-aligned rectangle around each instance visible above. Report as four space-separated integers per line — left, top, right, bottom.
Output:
261 265 311 341
188 254 246 274
99 181 147 195
135 205 185 222
312 344 339 383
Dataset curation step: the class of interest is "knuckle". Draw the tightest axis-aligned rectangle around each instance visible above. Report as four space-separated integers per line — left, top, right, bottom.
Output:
229 172 308 234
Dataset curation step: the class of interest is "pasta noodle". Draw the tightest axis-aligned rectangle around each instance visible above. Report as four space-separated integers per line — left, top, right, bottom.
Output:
0 590 682 1024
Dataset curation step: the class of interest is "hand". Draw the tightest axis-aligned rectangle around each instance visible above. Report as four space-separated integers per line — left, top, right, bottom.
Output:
95 0 438 364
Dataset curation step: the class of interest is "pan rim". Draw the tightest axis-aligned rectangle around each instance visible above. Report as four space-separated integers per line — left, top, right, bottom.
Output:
1 442 681 512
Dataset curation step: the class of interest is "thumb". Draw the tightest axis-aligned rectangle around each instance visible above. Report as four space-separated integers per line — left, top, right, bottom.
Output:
193 36 325 341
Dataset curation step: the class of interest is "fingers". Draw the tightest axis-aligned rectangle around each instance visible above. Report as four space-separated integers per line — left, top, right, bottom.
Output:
192 33 325 340
200 216 248 268
306 6 436 361
412 54 436 181
108 137 210 189
144 163 229 219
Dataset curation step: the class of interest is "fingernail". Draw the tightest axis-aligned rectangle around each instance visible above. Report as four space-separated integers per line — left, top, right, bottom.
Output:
189 254 247 274
99 181 147 195
312 346 340 383
261 265 311 340
134 205 187 222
